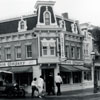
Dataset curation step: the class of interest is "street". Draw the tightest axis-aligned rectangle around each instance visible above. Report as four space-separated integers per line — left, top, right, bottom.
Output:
0 96 100 100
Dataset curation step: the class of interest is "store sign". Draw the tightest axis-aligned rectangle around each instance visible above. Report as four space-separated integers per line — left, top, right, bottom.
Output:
62 60 84 65
0 60 37 67
60 32 65 58
73 60 84 65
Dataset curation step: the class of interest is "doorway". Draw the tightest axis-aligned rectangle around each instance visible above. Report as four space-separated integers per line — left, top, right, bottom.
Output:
42 68 54 93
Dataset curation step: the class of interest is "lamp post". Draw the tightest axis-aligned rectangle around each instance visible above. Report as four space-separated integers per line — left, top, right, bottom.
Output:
91 51 98 93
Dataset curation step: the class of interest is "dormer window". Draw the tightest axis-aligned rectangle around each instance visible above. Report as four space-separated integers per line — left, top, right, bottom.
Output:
18 17 27 32
45 12 50 25
20 21 24 29
71 22 78 34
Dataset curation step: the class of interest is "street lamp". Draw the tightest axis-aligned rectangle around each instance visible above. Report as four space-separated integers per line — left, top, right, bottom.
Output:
91 51 98 93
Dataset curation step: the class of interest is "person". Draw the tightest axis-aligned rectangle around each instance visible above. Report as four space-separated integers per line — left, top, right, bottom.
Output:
31 77 38 98
37 75 44 98
47 74 55 95
55 73 62 95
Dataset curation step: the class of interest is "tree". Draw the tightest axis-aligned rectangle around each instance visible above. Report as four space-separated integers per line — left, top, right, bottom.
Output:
89 27 100 61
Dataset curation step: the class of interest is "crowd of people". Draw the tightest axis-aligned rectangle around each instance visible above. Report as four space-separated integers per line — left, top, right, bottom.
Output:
31 73 62 98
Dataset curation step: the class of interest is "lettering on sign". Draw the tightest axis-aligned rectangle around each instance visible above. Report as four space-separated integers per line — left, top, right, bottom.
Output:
60 33 65 58
0 60 37 67
73 61 84 65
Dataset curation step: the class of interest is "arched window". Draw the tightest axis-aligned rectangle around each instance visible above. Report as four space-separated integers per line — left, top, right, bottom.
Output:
20 21 24 29
45 12 50 25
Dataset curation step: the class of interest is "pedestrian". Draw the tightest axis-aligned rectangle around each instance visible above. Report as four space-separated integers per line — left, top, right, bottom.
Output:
55 73 62 95
47 74 55 95
31 77 38 98
37 75 44 98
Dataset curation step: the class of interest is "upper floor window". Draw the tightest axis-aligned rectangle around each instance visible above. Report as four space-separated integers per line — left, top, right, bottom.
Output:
43 46 47 56
77 47 81 59
71 22 78 34
5 47 11 60
20 21 24 30
26 45 32 58
15 46 21 59
71 46 75 59
0 48 1 61
41 38 56 57
18 17 27 32
65 45 69 59
45 12 50 25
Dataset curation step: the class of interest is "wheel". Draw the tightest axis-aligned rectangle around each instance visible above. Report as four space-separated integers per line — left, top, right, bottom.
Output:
7 90 14 98
19 89 25 97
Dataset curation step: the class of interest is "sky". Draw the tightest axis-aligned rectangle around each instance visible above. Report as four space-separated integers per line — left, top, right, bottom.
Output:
0 0 100 26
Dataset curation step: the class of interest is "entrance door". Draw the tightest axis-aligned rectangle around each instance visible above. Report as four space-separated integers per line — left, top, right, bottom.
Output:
42 69 54 93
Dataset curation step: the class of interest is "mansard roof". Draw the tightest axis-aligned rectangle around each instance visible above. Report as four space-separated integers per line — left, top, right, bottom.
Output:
56 15 80 34
0 14 37 34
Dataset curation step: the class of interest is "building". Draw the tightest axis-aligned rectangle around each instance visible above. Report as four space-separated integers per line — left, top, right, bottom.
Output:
0 0 91 93
80 23 94 88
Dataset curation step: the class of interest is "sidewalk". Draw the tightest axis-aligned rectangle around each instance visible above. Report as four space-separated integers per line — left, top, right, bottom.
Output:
25 88 100 98
45 88 100 98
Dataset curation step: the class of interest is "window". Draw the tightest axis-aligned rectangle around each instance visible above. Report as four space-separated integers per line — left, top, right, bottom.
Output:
20 21 24 29
60 72 70 84
77 47 80 59
15 46 21 59
26 45 32 58
5 47 11 60
71 46 75 59
84 71 92 81
65 46 69 58
0 48 1 61
43 46 47 56
84 43 89 55
41 38 55 57
45 12 50 25
50 46 55 55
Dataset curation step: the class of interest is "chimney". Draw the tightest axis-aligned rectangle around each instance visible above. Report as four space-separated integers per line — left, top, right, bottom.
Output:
62 13 68 19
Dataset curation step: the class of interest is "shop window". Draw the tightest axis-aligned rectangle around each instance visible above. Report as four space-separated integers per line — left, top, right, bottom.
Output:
77 47 81 59
73 72 82 83
5 47 11 60
15 73 32 86
84 71 92 81
65 45 69 59
26 45 32 58
45 12 50 25
15 46 21 59
60 72 70 84
71 46 75 59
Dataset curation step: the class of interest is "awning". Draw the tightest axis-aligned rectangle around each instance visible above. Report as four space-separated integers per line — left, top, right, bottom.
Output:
73 66 89 71
60 65 79 72
11 66 32 73
0 67 12 73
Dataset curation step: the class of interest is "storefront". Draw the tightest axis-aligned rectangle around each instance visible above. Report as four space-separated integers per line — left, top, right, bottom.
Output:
59 60 91 91
0 60 37 86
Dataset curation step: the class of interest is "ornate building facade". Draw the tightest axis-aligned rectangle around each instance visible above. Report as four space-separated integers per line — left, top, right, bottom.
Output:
0 1 92 93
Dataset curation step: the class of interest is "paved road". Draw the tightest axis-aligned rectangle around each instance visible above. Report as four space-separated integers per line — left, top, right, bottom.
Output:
0 96 100 100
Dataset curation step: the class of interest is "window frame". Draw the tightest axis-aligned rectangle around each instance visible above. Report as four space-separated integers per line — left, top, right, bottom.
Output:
15 46 22 59
43 11 51 25
5 47 11 60
26 44 32 58
71 46 75 59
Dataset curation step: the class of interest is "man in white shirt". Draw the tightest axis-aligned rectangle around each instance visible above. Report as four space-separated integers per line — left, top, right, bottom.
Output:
55 73 62 95
37 75 44 98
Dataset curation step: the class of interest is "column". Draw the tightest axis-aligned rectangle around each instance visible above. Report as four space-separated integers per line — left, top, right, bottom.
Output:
70 72 73 84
